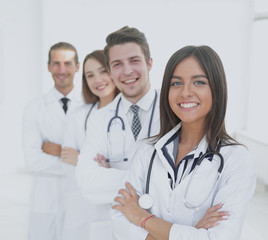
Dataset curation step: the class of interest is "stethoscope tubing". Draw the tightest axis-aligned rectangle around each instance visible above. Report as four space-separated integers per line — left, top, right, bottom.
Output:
144 146 224 209
84 102 96 132
106 91 158 162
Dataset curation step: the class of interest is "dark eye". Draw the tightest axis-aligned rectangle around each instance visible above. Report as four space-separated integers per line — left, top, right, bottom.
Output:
194 80 206 85
131 59 139 63
100 69 108 74
112 63 120 68
86 74 93 78
171 81 182 86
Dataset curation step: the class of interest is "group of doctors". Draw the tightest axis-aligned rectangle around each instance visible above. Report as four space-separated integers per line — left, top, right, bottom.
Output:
22 26 256 240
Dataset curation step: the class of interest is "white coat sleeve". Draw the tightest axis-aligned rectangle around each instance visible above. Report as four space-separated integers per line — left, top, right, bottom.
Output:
111 145 153 240
76 109 127 204
112 145 257 240
22 100 68 175
169 146 257 240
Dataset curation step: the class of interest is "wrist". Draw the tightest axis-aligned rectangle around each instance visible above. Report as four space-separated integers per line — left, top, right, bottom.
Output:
140 214 155 230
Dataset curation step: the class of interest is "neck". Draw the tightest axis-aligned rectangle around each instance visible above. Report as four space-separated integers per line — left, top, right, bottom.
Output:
55 85 74 96
125 83 150 104
180 122 205 148
98 93 115 109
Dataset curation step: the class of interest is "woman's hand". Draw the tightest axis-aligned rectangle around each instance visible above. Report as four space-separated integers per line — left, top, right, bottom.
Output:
112 182 151 227
61 147 79 166
93 153 110 168
195 203 230 229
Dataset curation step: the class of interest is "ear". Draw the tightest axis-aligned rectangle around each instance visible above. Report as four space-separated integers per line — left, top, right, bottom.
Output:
147 58 153 72
47 63 51 73
76 62 80 72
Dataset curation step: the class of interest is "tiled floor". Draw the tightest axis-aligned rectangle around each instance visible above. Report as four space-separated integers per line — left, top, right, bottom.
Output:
0 170 267 240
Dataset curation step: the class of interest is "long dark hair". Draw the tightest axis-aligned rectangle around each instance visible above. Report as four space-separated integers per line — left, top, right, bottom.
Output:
157 45 239 150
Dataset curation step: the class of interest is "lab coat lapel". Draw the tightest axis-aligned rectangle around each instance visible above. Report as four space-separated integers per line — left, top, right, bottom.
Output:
42 89 67 142
154 124 182 185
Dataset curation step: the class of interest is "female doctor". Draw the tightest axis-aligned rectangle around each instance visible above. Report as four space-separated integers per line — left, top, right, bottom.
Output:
60 50 119 240
111 45 256 240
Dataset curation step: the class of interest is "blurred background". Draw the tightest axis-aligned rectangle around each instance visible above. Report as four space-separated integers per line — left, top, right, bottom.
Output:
0 0 267 239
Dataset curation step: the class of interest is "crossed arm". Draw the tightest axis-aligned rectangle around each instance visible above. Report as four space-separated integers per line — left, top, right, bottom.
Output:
42 142 79 166
112 182 229 240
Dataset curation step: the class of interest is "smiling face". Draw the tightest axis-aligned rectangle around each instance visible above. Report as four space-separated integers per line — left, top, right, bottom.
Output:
108 42 152 103
48 49 79 95
84 58 116 102
168 57 212 128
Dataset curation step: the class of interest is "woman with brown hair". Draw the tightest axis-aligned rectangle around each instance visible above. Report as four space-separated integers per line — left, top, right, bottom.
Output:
111 45 256 240
61 50 119 240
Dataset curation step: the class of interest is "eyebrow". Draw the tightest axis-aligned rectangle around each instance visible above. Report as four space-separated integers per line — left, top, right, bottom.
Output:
110 55 142 65
85 66 105 74
171 74 207 80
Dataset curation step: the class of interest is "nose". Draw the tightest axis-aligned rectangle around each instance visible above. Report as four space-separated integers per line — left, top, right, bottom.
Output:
95 74 103 83
181 84 193 98
122 63 133 76
58 64 67 74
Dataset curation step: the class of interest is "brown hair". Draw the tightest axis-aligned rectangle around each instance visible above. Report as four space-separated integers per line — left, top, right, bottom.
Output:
48 42 78 64
157 45 239 150
104 26 150 70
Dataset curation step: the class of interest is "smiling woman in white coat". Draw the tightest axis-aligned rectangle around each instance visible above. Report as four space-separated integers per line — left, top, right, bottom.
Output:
111 45 257 240
60 50 119 240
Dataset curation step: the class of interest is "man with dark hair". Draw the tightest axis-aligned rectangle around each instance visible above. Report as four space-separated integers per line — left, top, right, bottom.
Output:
22 42 81 240
76 26 160 238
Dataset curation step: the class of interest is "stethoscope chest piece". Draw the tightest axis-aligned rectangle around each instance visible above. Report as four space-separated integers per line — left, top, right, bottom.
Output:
139 194 154 210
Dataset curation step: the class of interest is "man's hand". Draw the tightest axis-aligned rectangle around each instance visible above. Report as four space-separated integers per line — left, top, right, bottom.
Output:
42 142 61 157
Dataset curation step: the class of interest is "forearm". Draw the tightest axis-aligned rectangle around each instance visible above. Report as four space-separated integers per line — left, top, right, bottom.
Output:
144 217 172 240
42 142 61 156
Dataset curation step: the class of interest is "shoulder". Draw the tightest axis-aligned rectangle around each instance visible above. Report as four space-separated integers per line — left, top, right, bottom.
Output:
24 95 45 113
220 144 256 174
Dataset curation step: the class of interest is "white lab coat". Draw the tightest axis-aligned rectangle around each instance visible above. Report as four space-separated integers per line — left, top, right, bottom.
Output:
76 88 160 205
111 123 257 240
22 87 82 240
61 102 112 240
75 89 160 240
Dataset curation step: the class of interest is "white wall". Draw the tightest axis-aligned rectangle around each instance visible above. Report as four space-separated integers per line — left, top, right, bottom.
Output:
0 0 42 172
235 0 268 186
0 1 42 238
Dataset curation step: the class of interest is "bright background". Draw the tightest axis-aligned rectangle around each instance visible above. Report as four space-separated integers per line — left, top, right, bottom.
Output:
0 0 267 239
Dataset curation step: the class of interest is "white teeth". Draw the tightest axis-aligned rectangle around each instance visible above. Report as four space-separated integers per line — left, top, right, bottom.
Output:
96 85 105 90
124 79 136 84
180 103 198 108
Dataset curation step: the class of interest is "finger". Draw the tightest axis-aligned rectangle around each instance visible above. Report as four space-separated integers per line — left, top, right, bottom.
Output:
203 221 219 229
206 210 230 219
112 203 124 212
93 157 101 163
118 188 131 199
207 203 223 213
114 195 126 205
125 182 137 197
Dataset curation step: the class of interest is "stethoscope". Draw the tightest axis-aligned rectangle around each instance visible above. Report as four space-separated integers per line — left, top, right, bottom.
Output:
84 102 96 132
106 90 158 162
138 145 224 210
